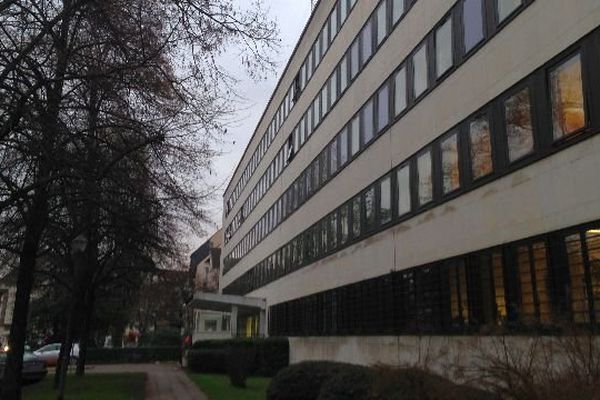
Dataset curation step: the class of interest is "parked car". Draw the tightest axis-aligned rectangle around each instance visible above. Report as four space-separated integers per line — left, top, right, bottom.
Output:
33 343 79 367
0 351 47 384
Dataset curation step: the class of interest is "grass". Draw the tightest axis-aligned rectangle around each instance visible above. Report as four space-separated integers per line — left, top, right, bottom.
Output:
22 373 146 400
187 373 270 400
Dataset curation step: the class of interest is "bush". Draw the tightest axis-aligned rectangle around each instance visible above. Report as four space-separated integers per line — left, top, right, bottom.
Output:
267 361 359 400
138 329 181 347
187 349 227 373
317 364 373 400
226 341 255 388
86 347 180 364
190 337 289 377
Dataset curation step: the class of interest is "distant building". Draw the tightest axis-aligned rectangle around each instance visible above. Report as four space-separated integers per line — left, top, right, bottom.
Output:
219 0 600 369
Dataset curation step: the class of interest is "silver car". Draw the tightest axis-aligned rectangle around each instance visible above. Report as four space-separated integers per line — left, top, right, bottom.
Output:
0 351 48 384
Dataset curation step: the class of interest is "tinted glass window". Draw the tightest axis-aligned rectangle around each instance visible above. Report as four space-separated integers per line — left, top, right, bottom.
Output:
330 212 338 249
441 132 460 194
376 2 387 45
330 70 338 106
463 0 484 53
361 21 373 64
393 0 404 24
435 17 453 78
413 44 428 98
505 87 534 162
380 176 392 225
340 57 349 92
497 0 522 23
397 164 411 216
340 204 349 244
395 66 407 115
362 99 374 144
550 53 586 140
417 150 433 206
377 84 389 132
351 40 360 78
364 187 376 231
469 116 494 179
351 116 360 156
330 138 338 175
340 128 348 166
352 196 361 238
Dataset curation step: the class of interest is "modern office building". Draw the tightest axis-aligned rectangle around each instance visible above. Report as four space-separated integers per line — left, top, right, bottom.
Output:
220 0 600 367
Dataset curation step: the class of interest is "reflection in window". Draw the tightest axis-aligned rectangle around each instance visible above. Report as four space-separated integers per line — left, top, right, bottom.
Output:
352 196 361 238
364 187 376 231
321 221 328 253
413 44 428 98
441 132 460 194
320 150 329 186
380 176 392 225
377 84 389 132
330 138 338 175
350 40 360 78
505 88 534 162
340 128 348 166
550 54 586 140
417 150 433 206
392 0 404 24
565 234 589 323
340 57 349 92
362 99 374 144
351 116 360 156
376 2 387 45
395 66 407 116
449 260 469 326
330 212 338 249
586 230 600 322
435 18 453 78
340 204 349 244
497 0 522 23
492 251 507 324
396 164 411 216
463 0 484 53
330 70 338 107
533 242 551 323
469 116 493 180
361 21 373 64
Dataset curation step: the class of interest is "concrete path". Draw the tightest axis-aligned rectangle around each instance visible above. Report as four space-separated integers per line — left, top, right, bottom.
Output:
87 363 208 400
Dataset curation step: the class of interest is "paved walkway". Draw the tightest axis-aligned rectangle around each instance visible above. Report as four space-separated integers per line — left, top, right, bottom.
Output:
87 363 208 400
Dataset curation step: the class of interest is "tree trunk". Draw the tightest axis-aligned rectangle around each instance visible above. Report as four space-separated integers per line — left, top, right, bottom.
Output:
76 290 94 376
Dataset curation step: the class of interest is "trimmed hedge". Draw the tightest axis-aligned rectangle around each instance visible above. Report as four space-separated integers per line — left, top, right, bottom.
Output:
189 337 289 377
138 329 181 347
267 362 498 400
86 347 180 364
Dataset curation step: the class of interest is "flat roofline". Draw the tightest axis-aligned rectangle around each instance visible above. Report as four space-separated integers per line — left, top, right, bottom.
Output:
189 291 266 312
223 0 326 198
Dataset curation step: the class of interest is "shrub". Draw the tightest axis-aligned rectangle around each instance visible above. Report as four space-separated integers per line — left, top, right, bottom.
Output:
267 361 359 400
86 347 180 364
187 349 227 373
317 364 373 400
226 341 255 388
138 329 181 347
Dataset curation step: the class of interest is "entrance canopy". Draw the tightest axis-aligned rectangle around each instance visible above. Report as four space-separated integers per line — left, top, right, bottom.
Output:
188 292 266 313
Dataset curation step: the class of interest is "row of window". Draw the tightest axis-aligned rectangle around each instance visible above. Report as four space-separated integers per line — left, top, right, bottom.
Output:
268 221 600 336
223 0 535 271
222 31 596 295
225 0 360 219
226 0 419 243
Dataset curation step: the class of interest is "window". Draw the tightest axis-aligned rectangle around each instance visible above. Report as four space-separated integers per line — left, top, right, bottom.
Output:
364 187 376 231
435 17 453 78
463 0 484 53
204 320 218 332
330 7 338 39
330 70 338 106
394 66 407 115
449 260 469 326
350 116 360 156
340 128 348 166
362 99 374 144
330 212 338 249
417 150 433 206
413 44 428 98
352 196 361 238
376 2 387 46
515 242 552 324
340 204 349 244
321 220 329 253
340 58 349 92
350 40 360 78
586 230 600 323
441 132 460 194
361 21 373 64
376 84 389 132
469 115 493 179
392 0 404 24
330 138 339 175
320 150 329 186
396 164 411 216
497 0 522 23
340 0 348 20
504 87 534 162
314 92 322 125
379 176 392 225
550 53 586 140
565 234 589 323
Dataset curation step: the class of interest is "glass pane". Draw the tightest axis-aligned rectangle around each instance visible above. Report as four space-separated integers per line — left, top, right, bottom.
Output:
330 212 338 249
505 87 534 162
380 176 392 224
417 150 433 206
395 66 407 115
550 54 586 140
340 205 349 244
320 150 328 185
469 116 493 179
321 220 328 253
392 0 404 24
340 58 348 93
330 70 338 106
364 187 376 231
361 21 373 64
340 0 348 21
441 133 460 194
413 44 428 98
377 84 389 132
362 99 374 144
351 116 360 156
497 0 522 23
565 234 589 323
435 18 453 78
330 138 338 175
321 86 328 118
352 196 361 238
586 230 600 323
397 164 411 216
463 0 484 53
532 242 551 323
517 245 536 324
351 40 360 78
376 2 387 45
492 251 507 324
330 7 338 39
340 128 348 166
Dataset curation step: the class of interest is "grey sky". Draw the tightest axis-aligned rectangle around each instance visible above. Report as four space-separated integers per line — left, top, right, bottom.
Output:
191 1 313 250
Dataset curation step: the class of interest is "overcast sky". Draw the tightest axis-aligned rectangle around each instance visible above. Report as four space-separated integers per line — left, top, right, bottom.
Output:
190 1 313 251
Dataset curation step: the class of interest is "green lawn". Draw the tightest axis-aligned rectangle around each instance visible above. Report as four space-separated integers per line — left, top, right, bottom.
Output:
187 373 270 400
22 373 146 400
